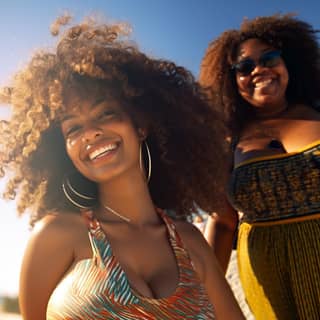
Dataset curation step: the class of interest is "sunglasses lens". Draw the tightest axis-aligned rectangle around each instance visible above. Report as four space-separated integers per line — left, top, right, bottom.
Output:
261 51 282 68
234 60 255 76
233 50 282 76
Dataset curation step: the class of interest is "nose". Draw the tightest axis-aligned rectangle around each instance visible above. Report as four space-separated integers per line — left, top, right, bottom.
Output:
81 125 103 143
251 62 267 75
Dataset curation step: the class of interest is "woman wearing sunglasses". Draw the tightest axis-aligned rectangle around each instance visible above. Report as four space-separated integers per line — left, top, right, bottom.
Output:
200 14 320 319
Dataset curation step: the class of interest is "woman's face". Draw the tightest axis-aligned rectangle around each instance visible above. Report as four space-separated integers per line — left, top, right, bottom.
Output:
234 38 289 112
61 88 144 184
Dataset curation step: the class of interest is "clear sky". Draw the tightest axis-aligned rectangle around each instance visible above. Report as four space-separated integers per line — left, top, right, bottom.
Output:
1 0 320 296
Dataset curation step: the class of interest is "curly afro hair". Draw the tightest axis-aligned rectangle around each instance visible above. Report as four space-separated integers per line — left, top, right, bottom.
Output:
199 14 320 136
0 14 229 225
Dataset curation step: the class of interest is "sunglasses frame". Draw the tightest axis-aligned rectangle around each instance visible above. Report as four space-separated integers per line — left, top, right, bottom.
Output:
232 50 282 76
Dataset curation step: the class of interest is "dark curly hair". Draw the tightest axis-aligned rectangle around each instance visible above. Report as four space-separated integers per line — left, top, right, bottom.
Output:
0 15 229 225
199 14 320 135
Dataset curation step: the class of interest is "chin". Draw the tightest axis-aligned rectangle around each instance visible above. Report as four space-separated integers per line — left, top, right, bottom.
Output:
252 97 280 108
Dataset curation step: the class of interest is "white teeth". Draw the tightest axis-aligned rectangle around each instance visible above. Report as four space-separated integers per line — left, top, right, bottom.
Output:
254 79 272 88
88 144 117 160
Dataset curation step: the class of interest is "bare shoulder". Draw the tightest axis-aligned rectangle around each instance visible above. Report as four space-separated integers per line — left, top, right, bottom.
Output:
32 211 86 239
23 211 88 271
27 211 87 253
290 103 320 119
20 211 88 319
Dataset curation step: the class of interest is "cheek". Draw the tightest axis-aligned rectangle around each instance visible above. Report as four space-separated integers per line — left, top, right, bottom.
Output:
236 75 251 97
276 60 289 87
66 137 77 148
127 131 141 156
65 138 79 163
236 75 246 88
282 67 289 88
65 141 86 175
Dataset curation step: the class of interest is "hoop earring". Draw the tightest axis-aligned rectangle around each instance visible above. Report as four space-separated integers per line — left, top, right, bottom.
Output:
65 177 95 200
62 182 92 209
139 140 152 183
62 172 97 209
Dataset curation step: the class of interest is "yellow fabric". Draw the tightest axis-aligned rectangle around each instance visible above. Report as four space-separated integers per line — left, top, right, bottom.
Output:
237 217 320 320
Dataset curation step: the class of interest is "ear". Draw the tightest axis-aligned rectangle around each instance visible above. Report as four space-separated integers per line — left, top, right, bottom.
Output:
137 128 148 141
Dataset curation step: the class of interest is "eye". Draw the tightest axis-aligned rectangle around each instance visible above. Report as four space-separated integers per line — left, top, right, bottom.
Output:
97 110 116 121
260 50 282 68
65 124 82 137
233 59 255 76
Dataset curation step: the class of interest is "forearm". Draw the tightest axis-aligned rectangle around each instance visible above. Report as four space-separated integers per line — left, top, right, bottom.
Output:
204 210 238 273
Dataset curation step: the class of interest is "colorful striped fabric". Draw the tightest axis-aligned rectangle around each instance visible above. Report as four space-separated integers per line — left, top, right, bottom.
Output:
47 209 215 319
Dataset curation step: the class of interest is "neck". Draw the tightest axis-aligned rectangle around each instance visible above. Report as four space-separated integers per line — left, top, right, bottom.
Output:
97 171 158 226
253 101 289 119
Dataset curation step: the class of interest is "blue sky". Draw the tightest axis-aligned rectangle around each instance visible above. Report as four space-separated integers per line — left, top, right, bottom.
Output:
1 0 320 296
2 0 320 82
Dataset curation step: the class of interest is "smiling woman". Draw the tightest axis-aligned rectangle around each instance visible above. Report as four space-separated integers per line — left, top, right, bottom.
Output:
234 40 289 115
0 14 244 320
200 14 320 320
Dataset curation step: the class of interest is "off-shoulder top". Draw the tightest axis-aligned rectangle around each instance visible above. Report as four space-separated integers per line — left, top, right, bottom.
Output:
228 140 320 223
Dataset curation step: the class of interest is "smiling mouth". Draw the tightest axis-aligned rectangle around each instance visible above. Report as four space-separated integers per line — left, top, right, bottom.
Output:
254 78 273 88
88 143 118 161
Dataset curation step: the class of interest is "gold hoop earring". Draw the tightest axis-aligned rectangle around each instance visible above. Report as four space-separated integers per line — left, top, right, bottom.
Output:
139 140 151 183
65 178 95 200
62 172 97 209
62 182 93 209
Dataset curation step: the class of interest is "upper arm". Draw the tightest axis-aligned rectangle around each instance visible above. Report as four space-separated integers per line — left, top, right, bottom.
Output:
177 222 244 319
19 214 76 320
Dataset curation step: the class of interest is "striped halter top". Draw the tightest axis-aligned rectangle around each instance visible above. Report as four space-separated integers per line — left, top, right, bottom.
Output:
46 209 215 319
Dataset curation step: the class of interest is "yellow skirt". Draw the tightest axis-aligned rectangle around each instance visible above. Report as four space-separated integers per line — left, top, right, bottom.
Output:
237 214 320 320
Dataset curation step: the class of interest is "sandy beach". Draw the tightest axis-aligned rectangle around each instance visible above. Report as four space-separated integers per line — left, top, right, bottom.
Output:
226 250 255 319
0 311 21 320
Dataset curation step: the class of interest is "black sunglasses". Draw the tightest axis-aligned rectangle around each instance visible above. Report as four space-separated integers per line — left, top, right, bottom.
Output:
232 50 282 76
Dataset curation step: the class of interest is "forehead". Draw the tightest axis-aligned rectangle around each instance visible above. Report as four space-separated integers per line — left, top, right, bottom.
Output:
64 83 121 109
64 83 106 104
237 38 274 57
60 93 123 124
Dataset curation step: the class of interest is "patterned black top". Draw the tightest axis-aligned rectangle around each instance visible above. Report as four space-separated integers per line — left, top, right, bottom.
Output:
228 140 320 223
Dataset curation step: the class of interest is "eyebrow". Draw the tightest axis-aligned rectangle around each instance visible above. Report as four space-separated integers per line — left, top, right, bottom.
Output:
238 47 273 59
92 97 107 109
61 97 107 122
61 114 75 122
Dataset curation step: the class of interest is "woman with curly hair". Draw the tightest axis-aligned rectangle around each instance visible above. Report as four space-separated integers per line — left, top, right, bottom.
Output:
200 14 320 319
0 15 244 320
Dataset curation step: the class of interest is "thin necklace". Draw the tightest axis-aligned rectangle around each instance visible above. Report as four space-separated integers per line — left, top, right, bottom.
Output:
102 203 131 223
